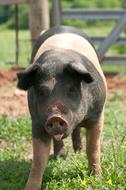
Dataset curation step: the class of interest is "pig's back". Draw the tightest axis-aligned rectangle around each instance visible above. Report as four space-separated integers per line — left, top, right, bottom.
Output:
31 26 92 62
31 26 107 90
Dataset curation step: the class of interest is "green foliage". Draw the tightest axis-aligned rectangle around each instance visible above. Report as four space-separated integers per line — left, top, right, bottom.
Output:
0 6 14 24
113 45 126 55
0 4 28 29
0 92 126 189
18 5 29 29
62 0 121 8
63 19 87 29
6 5 29 30
0 0 122 30
96 0 121 8
71 0 97 8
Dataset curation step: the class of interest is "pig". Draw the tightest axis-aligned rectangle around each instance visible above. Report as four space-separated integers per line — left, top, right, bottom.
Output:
17 26 107 190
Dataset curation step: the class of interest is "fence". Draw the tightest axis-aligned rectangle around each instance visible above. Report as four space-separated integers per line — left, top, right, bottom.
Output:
0 0 126 69
0 0 50 67
52 0 126 67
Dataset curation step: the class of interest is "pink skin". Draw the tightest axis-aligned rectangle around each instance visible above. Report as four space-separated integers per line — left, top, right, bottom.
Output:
45 115 69 141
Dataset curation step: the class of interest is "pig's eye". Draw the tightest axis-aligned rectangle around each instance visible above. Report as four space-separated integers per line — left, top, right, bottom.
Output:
67 86 77 97
37 86 50 97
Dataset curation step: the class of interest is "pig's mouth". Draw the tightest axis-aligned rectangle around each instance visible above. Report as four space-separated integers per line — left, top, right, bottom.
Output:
45 115 69 140
53 133 64 141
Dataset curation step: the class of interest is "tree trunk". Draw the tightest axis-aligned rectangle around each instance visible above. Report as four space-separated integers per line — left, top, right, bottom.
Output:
29 0 50 46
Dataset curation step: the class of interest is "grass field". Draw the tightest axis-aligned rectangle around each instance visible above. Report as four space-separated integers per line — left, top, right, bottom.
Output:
0 28 31 68
0 90 126 190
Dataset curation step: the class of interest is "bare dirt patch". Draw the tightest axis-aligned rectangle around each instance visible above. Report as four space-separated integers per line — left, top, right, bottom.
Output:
0 68 28 117
106 76 126 91
0 68 126 117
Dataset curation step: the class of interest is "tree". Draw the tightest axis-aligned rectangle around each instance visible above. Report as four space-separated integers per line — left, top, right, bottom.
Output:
29 0 50 46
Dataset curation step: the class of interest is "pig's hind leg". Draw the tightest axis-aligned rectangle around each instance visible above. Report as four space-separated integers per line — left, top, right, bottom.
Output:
53 139 65 158
72 127 82 152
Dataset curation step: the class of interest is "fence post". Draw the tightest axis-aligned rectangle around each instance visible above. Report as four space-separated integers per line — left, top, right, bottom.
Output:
29 0 50 46
51 0 62 26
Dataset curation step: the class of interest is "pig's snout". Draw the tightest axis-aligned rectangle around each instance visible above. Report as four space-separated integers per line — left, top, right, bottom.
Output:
47 117 67 130
46 116 68 140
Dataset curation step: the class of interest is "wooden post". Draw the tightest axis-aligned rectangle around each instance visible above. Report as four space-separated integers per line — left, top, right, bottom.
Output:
29 0 50 46
15 4 19 66
51 0 62 26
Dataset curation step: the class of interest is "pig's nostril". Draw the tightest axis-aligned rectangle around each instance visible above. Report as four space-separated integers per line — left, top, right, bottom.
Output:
46 116 68 131
47 123 53 129
50 123 53 128
60 122 64 127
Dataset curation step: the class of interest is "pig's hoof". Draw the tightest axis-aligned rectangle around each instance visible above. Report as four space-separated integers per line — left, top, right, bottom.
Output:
25 186 41 190
49 152 66 160
49 154 57 160
88 167 101 176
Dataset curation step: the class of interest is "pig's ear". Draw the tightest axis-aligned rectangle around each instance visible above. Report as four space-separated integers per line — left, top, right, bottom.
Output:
67 62 94 83
17 64 41 90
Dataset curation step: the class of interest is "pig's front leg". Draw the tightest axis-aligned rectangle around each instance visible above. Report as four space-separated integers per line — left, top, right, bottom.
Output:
86 112 104 175
25 138 51 190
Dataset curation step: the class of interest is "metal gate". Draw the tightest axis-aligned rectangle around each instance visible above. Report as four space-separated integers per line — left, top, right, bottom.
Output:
51 0 126 66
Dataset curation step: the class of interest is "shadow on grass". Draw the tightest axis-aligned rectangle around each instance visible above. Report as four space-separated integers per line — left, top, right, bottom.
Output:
0 160 30 190
0 159 58 190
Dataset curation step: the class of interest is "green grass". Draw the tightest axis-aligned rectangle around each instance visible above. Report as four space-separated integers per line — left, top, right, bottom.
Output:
0 91 126 190
0 27 31 68
62 0 121 9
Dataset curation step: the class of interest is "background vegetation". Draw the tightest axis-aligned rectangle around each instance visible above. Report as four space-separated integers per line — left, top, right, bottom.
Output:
0 0 122 29
0 0 126 70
